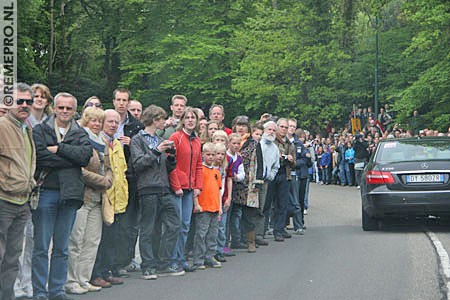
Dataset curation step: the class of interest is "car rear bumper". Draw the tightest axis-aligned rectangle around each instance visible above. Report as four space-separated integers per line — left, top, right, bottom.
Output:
362 190 450 218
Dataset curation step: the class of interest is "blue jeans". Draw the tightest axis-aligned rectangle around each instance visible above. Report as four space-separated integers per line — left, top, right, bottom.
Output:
339 161 347 185
172 190 193 266
216 205 228 255
229 203 243 246
32 189 77 298
344 162 354 186
304 177 310 210
321 167 330 184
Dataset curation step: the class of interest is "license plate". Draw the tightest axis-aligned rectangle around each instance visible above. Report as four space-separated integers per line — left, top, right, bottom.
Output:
406 174 444 183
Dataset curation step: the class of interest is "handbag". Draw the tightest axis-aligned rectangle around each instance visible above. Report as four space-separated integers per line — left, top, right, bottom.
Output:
101 192 114 226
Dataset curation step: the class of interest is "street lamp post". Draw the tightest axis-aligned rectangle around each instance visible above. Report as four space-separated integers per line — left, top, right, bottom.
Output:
374 16 379 119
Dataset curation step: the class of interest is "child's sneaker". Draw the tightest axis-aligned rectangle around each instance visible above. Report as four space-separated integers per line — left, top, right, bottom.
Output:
193 263 206 270
223 247 236 257
205 257 222 268
142 269 157 280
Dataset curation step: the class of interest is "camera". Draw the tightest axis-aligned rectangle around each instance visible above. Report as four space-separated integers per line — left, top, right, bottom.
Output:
165 146 176 155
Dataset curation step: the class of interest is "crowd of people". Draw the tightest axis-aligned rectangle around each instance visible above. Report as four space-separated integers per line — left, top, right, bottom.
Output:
1 83 449 300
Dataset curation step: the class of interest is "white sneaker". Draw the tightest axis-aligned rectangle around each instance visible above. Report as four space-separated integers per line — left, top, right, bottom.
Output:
81 282 102 292
266 228 274 235
304 209 308 215
65 283 89 295
294 229 305 235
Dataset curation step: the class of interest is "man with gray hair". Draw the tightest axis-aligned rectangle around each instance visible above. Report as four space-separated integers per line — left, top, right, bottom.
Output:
265 118 296 242
254 121 280 244
0 83 36 300
32 92 92 300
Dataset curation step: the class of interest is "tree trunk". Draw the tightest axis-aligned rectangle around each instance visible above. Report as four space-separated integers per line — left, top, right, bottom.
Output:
49 0 54 75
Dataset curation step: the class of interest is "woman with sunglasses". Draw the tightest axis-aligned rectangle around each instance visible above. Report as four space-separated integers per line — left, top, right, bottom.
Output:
82 97 103 111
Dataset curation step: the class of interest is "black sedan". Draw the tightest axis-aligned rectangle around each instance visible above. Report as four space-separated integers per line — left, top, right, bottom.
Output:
360 137 450 231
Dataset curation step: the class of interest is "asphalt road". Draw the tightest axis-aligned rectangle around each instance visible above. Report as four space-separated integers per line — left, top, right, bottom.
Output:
72 183 447 300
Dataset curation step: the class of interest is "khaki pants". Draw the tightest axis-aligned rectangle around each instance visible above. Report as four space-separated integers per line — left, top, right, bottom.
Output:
66 200 102 288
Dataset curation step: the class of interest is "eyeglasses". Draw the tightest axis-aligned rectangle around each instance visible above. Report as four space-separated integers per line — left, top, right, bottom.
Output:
86 102 102 108
16 99 34 105
56 106 74 111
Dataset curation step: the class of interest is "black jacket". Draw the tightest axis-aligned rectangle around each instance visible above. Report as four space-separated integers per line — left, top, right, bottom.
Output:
123 111 144 162
122 111 144 184
33 115 93 207
292 135 311 179
130 132 176 195
354 139 370 160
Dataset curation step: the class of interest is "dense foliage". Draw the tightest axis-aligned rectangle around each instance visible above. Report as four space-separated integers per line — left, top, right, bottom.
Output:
18 0 449 132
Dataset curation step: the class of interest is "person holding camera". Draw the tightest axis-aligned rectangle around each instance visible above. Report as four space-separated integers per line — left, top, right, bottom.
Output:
130 105 183 279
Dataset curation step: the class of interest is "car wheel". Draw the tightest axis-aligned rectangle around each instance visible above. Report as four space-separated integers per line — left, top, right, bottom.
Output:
362 207 379 231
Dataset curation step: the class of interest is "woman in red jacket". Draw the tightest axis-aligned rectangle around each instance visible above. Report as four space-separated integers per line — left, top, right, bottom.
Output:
169 107 203 272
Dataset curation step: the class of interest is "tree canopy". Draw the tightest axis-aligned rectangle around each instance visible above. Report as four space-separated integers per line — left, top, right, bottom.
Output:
18 0 450 131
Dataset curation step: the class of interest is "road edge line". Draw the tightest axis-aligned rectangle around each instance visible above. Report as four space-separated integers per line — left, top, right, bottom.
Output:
426 231 450 300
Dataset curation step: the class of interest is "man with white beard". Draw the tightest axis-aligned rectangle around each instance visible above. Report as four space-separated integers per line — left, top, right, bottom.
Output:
254 121 280 244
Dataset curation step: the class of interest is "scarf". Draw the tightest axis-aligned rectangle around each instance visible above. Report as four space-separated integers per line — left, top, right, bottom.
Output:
84 127 106 153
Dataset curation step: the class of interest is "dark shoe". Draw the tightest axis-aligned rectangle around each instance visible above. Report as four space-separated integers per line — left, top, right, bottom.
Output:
115 268 129 278
90 277 112 288
281 231 292 239
274 235 285 242
223 251 236 257
230 243 247 250
255 237 269 246
104 275 124 285
49 294 74 300
214 254 227 262
157 265 185 277
182 263 197 272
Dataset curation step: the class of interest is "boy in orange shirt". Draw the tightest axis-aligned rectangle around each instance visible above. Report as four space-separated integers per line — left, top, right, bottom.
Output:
193 142 223 269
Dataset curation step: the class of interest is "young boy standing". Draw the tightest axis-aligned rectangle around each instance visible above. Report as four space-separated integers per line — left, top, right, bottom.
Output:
193 143 222 269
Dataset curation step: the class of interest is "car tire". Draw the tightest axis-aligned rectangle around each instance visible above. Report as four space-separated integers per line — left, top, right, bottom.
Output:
362 207 378 231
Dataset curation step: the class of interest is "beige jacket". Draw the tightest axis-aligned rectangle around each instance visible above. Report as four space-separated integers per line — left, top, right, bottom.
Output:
82 146 113 204
0 114 36 204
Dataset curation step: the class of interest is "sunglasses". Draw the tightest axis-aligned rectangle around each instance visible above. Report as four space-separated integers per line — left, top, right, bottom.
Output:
86 102 102 108
16 99 34 105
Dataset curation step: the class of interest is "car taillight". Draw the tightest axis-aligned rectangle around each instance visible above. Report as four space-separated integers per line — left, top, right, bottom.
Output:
366 170 395 184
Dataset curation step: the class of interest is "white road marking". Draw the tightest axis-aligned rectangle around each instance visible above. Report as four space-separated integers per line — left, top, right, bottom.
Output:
426 231 450 299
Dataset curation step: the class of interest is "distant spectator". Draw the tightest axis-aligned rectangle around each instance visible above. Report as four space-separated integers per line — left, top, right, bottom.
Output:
128 100 143 120
209 104 232 135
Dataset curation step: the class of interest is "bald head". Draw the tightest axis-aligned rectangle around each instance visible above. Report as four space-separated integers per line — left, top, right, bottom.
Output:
103 109 120 137
128 100 143 120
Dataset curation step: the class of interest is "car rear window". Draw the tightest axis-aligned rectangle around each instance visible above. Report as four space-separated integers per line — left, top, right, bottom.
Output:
376 139 450 163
